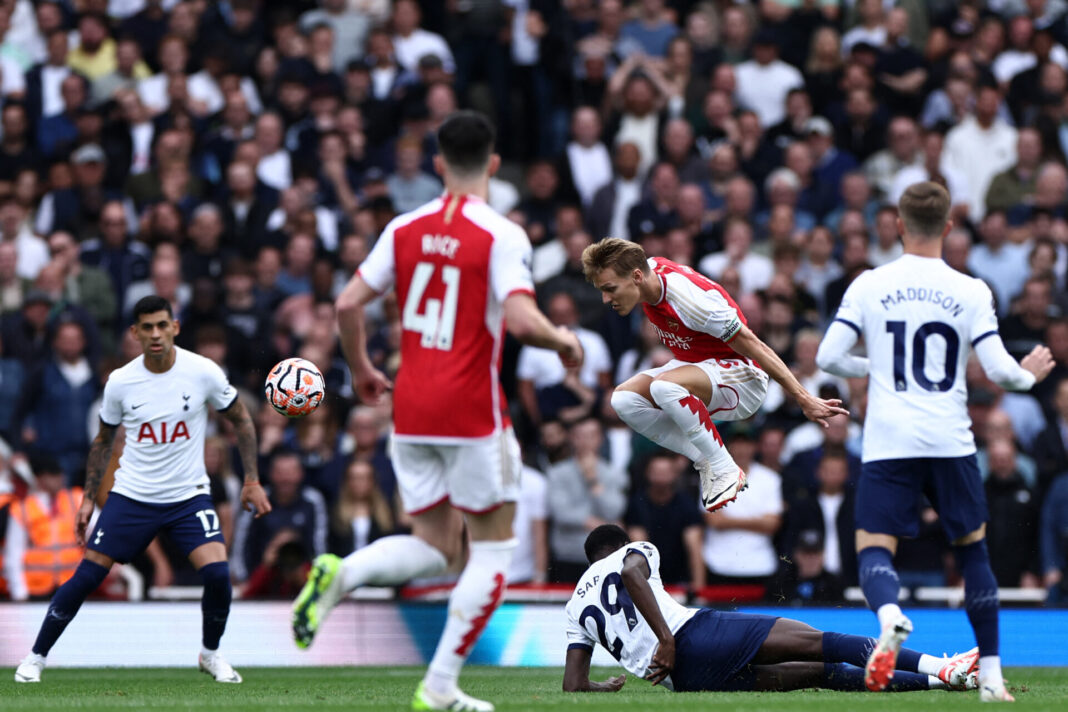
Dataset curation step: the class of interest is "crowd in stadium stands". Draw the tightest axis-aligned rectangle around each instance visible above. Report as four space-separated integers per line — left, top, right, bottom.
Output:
2 0 1068 606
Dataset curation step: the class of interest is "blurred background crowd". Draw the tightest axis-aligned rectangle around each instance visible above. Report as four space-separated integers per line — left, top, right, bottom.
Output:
0 0 1067 607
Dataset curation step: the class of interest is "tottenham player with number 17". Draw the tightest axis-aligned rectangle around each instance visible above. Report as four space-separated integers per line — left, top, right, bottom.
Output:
15 296 271 684
816 182 1056 701
582 238 848 512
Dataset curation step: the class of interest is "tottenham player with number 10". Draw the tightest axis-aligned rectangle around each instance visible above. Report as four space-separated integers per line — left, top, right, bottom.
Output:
14 296 271 684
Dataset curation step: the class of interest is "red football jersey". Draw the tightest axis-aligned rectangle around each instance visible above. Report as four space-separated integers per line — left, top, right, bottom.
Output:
642 257 749 362
358 194 534 441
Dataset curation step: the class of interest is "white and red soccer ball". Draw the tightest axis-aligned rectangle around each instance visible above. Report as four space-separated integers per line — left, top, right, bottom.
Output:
264 358 325 417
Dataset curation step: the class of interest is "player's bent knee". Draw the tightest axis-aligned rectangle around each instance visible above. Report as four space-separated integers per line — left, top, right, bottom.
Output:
856 530 898 555
648 378 687 408
952 524 986 547
84 548 115 570
610 389 649 419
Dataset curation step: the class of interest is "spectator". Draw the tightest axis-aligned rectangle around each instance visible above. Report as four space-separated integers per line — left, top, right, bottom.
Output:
869 204 904 267
841 0 887 56
619 0 677 58
624 452 705 590
863 116 922 201
547 418 627 582
587 141 642 242
1040 473 1068 604
942 84 1018 221
391 0 454 74
626 162 679 243
986 127 1044 215
966 210 1030 317
328 460 394 556
786 449 857 585
1032 378 1068 497
766 528 845 604
702 429 783 585
24 29 72 123
734 29 804 129
20 321 99 483
509 464 549 585
517 292 611 426
1001 276 1057 361
300 0 371 74
2 455 83 601
559 107 612 209
698 217 773 297
231 451 328 582
0 103 38 183
985 438 1040 588
889 126 970 212
385 136 441 213
0 196 48 281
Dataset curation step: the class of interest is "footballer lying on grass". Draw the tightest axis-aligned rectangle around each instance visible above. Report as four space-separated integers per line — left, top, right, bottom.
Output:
562 525 978 694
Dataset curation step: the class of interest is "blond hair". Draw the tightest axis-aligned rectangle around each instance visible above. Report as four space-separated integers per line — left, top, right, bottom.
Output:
581 238 650 282
898 181 950 238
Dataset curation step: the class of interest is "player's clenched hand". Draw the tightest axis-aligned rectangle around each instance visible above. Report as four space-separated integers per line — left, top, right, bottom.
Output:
799 394 850 428
242 482 272 518
557 328 584 369
646 637 675 686
355 365 392 404
1021 345 1055 383
75 499 95 547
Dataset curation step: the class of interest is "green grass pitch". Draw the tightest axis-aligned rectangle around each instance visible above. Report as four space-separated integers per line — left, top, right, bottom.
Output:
2 667 1068 711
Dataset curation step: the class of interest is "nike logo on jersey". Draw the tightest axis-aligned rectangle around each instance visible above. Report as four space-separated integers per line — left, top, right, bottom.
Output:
131 403 145 410
93 529 104 545
204 531 221 538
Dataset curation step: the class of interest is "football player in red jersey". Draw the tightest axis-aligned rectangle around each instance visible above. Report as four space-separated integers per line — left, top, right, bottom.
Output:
293 112 582 712
582 238 847 512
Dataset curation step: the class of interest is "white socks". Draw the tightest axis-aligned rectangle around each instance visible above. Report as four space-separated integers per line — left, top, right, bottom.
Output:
647 380 734 471
424 538 516 697
979 655 1003 689
340 535 448 591
917 654 944 677
876 603 905 631
610 390 703 460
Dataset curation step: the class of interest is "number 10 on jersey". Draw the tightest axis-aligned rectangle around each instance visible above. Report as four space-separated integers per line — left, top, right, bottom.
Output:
403 262 460 351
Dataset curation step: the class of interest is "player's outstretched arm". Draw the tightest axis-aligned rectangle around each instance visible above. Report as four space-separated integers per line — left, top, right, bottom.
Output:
729 324 850 427
78 421 117 545
336 274 392 404
221 397 272 519
975 337 1053 391
815 320 870 378
620 552 674 686
503 292 584 368
562 646 626 693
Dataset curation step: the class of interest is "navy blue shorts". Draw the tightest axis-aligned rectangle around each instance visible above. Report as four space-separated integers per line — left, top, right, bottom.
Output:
856 455 987 542
670 609 778 692
88 492 224 563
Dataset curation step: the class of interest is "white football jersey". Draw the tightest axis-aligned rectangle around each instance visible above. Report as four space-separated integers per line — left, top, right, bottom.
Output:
99 347 238 504
565 542 696 684
833 254 1000 462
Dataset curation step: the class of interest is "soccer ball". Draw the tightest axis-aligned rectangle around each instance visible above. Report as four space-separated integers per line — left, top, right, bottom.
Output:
264 357 325 417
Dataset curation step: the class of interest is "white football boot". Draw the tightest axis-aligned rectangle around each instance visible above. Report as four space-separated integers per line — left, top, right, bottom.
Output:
198 651 243 683
14 653 45 683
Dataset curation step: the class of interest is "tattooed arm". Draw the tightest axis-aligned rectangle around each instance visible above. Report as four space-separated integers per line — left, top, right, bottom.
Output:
220 397 272 518
76 422 117 545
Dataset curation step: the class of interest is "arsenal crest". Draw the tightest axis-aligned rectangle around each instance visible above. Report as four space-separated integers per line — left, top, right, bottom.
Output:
666 318 680 332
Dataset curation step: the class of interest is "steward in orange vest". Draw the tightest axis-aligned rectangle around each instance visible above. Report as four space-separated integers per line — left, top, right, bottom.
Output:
6 463 83 600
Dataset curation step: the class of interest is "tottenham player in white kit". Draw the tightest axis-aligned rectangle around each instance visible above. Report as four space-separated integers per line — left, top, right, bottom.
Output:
817 182 1055 701
291 112 582 712
15 296 271 684
563 525 980 694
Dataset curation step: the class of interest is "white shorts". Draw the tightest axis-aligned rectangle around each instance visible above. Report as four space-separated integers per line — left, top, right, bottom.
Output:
391 428 522 515
642 357 769 421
